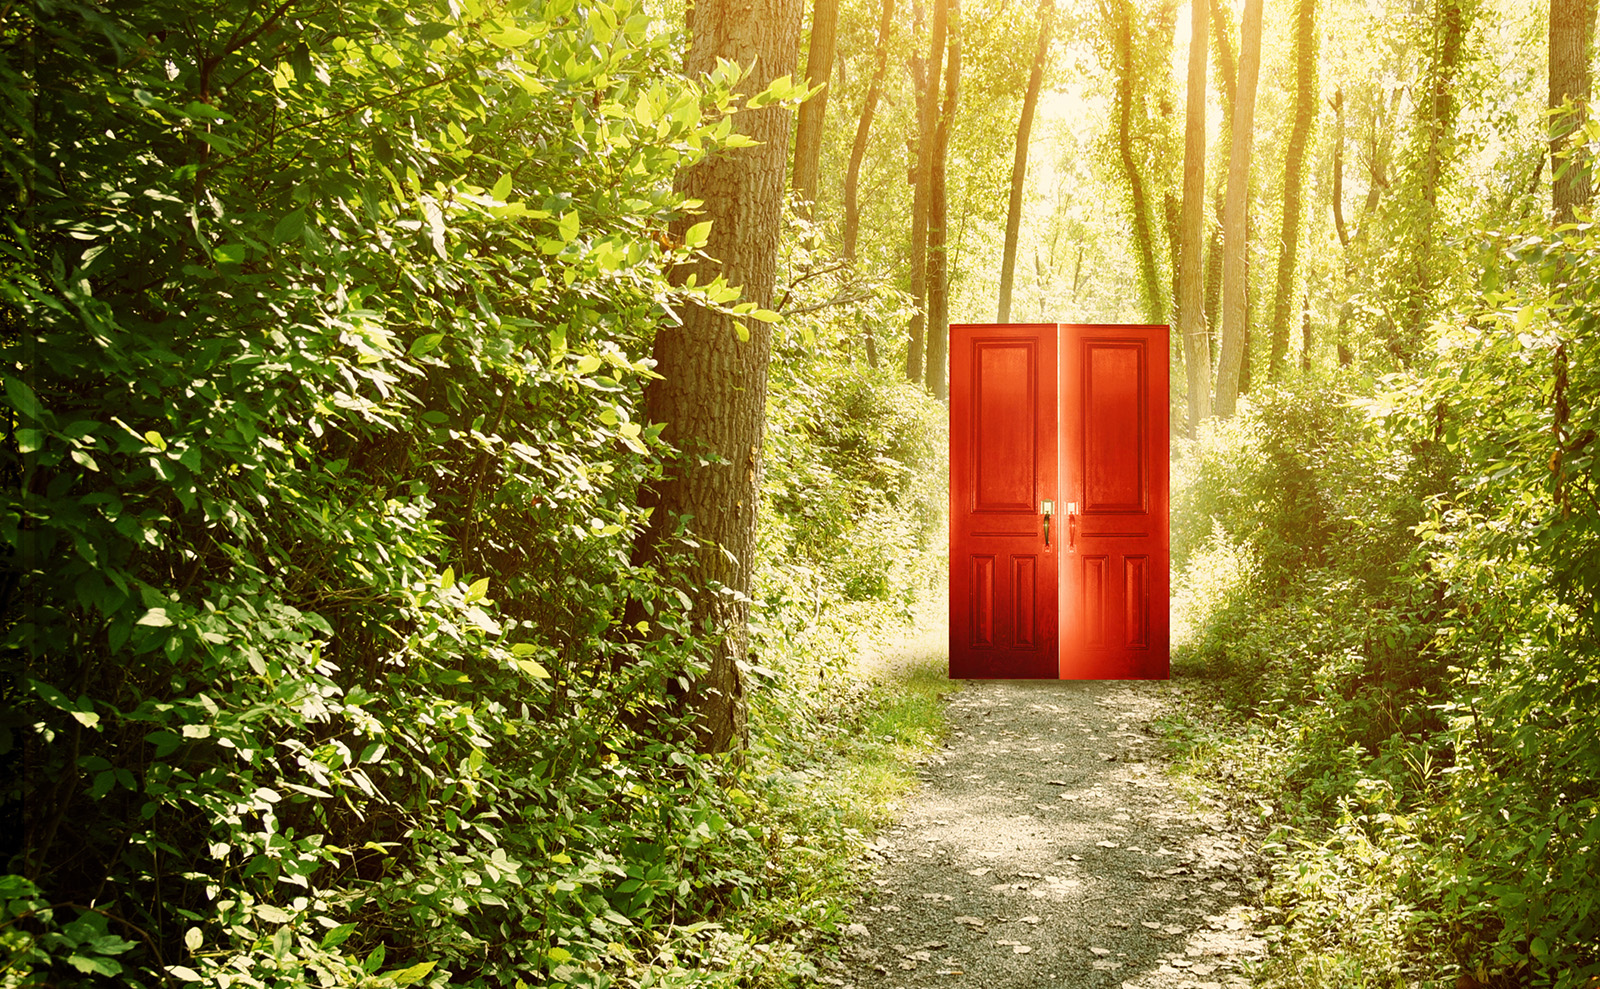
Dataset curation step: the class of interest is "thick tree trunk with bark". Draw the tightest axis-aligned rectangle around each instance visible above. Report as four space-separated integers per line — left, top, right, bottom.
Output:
924 0 958 400
842 0 895 261
1178 0 1211 432
1213 0 1262 418
632 0 802 753
998 0 1053 323
793 0 839 211
906 0 938 384
1552 0 1597 222
1267 0 1317 379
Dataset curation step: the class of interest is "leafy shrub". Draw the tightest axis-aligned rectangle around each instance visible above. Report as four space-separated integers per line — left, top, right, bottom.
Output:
2 2 925 986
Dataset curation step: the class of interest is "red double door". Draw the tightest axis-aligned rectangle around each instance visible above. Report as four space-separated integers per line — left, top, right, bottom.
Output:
948 323 1169 680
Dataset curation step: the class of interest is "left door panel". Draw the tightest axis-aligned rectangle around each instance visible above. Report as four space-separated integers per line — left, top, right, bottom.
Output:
949 323 1059 678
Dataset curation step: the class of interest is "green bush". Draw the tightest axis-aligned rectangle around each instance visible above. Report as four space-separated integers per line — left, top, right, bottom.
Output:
1 2 926 986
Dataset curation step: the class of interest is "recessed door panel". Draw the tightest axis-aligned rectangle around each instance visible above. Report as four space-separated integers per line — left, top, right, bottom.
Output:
1084 343 1145 512
950 324 1058 679
975 344 1036 512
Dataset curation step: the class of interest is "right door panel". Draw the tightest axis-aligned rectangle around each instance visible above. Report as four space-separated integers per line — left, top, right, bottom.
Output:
1060 324 1170 679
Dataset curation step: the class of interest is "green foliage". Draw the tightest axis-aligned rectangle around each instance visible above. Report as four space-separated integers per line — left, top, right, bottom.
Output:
1170 212 1600 986
1 1 951 986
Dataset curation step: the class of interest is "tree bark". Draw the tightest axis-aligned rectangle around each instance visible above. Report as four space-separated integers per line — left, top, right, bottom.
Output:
998 0 1054 323
1551 0 1597 222
1204 2 1237 364
1331 87 1353 365
842 0 895 261
924 0 958 400
1178 0 1211 432
632 0 803 753
1213 0 1262 418
1107 0 1167 325
906 0 938 384
1389 0 1474 363
1267 0 1317 379
793 0 840 212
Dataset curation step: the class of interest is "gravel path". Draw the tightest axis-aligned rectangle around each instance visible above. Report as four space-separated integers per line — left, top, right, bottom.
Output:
816 677 1269 989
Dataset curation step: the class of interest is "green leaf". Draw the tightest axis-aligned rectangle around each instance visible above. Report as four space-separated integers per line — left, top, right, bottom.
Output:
491 172 514 201
137 607 173 627
683 220 712 249
213 243 247 264
409 333 444 357
465 576 490 603
15 428 42 453
382 960 438 986
321 923 357 949
5 375 42 421
575 354 602 374
546 947 573 963
184 927 203 952
558 210 579 243
67 954 122 976
488 27 533 47
514 658 550 678
144 430 167 451
272 209 306 244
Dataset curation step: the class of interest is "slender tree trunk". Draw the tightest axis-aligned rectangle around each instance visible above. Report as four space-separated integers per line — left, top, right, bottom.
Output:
1107 0 1166 324
1267 0 1317 379
998 0 1054 323
1178 0 1211 431
793 0 840 212
631 0 803 753
1552 0 1597 222
1213 0 1262 417
925 0 958 400
906 0 938 384
843 0 895 261
1204 2 1237 365
1331 86 1354 365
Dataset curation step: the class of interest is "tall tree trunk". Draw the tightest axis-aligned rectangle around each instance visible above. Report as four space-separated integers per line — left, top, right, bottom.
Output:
631 0 803 753
792 0 840 212
1552 0 1597 222
1267 0 1317 379
1331 86 1354 365
924 0 959 400
1213 0 1262 417
1107 0 1167 324
1390 0 1474 363
998 0 1054 323
906 0 938 384
1178 0 1211 432
843 0 895 261
1204 4 1238 365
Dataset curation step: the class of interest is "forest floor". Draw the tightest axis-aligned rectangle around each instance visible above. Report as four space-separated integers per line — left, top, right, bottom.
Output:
816 610 1272 989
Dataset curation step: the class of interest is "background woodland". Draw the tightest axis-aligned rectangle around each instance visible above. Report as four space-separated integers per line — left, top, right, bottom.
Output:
4 0 1600 987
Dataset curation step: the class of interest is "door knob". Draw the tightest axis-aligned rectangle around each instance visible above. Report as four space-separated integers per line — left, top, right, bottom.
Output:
1041 500 1053 546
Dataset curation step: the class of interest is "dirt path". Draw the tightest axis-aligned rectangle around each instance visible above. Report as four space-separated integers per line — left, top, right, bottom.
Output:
816 676 1270 989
